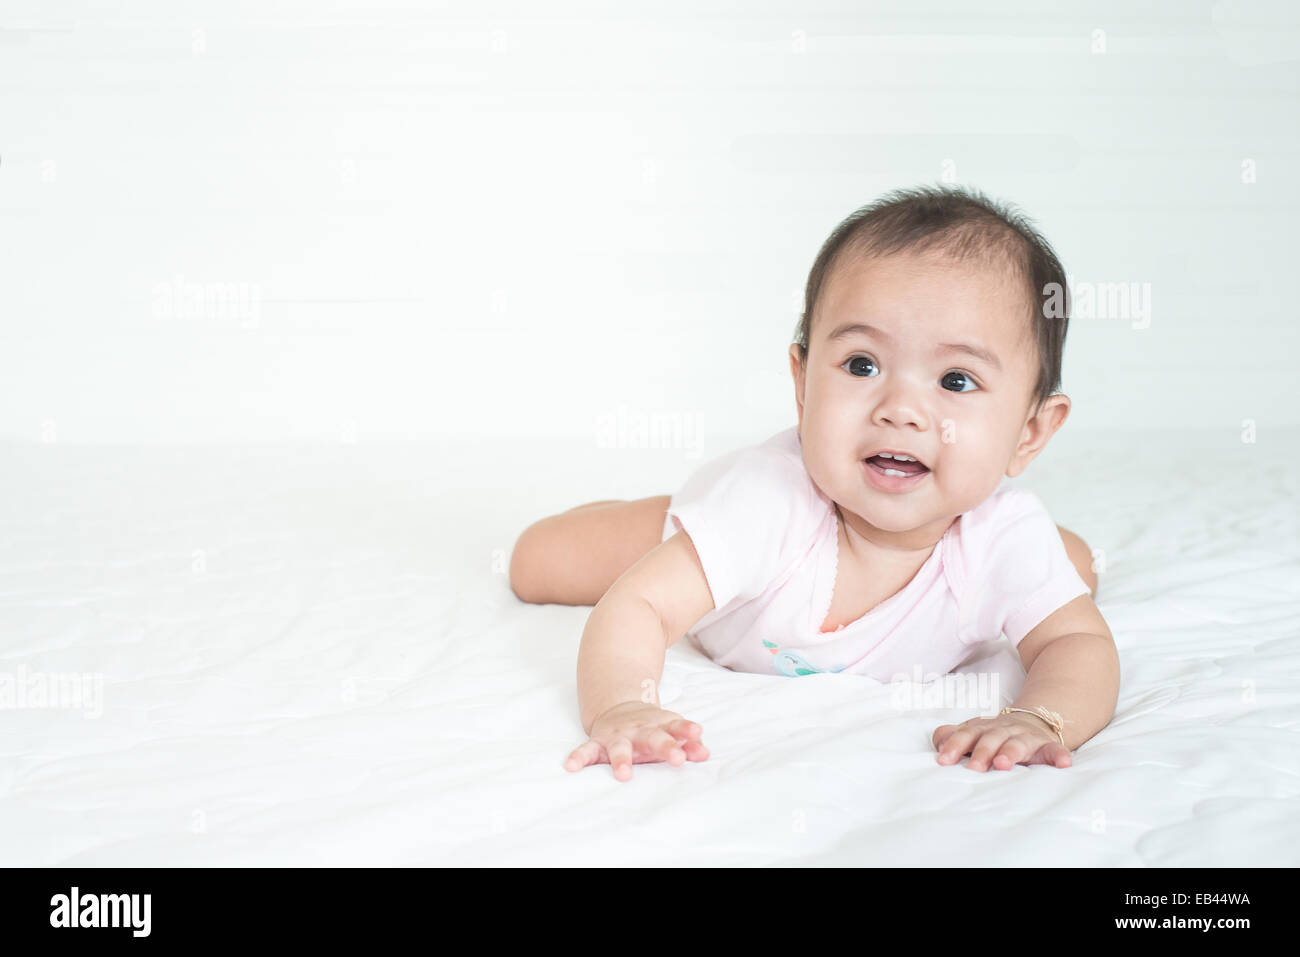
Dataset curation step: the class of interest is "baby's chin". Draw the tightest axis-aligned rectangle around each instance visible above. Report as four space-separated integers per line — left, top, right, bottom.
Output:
836 491 933 532
852 505 933 535
840 478 973 532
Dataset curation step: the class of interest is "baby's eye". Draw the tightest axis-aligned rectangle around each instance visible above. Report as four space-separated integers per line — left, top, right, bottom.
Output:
941 371 979 393
842 356 878 377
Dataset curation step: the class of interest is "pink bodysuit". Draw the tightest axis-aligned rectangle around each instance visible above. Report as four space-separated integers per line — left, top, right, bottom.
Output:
659 426 1092 681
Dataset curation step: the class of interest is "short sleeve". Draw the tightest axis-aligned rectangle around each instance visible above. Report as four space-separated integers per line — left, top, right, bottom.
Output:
665 439 820 613
966 487 1093 646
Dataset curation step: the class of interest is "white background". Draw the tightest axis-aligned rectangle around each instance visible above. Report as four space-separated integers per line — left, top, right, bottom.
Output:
2 0 1297 451
1 3 1297 872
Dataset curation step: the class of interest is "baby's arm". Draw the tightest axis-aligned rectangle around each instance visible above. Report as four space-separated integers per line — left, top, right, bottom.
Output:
934 594 1119 771
566 530 717 781
1007 593 1119 749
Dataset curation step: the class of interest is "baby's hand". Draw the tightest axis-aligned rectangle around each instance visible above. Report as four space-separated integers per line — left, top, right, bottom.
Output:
932 712 1072 772
564 701 709 782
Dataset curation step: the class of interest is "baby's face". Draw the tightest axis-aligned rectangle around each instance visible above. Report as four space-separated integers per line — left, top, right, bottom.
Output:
789 248 1061 544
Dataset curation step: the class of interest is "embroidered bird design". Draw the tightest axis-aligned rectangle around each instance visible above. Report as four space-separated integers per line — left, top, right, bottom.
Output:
762 639 847 676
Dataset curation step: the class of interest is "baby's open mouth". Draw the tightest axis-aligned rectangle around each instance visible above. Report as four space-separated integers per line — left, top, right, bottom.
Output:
864 454 930 477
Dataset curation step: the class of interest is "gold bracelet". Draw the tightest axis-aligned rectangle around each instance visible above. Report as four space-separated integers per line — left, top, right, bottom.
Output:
999 706 1067 748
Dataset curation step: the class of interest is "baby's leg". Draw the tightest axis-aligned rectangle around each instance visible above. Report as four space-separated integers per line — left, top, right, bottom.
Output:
1057 525 1099 599
509 495 671 605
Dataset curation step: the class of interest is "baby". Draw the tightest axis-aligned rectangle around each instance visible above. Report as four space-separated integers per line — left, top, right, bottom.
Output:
511 184 1119 781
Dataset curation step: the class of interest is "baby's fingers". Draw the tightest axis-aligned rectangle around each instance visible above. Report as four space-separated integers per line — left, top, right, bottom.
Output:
664 718 704 742
640 729 686 766
932 724 957 751
657 718 709 763
1032 741 1073 769
993 738 1072 770
680 739 710 762
935 727 976 765
607 735 635 781
564 739 604 772
992 736 1033 770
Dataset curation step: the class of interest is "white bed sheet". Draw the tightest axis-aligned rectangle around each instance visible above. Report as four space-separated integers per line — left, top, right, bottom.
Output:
1 426 1297 866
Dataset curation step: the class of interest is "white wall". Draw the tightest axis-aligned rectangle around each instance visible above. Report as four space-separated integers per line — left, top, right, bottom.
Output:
2 0 1297 446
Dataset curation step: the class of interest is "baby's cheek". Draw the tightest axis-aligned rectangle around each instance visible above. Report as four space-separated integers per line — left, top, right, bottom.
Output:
939 443 1007 505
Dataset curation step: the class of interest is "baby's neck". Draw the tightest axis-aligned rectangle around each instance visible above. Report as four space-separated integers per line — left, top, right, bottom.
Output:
835 504 953 564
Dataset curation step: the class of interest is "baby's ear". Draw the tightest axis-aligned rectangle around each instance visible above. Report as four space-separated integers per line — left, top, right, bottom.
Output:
1006 394 1070 477
788 344 807 426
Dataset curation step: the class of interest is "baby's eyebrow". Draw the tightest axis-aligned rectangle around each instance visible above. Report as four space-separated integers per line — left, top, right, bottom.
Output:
937 341 1002 372
825 321 1002 372
827 321 892 344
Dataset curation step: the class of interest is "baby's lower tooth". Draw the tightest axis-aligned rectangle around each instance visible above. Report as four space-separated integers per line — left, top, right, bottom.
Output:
883 468 906 476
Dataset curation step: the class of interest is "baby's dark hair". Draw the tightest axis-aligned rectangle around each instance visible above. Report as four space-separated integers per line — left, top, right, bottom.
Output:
793 183 1070 413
